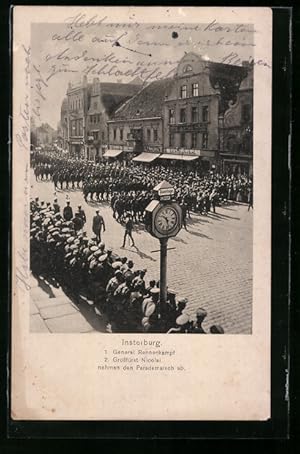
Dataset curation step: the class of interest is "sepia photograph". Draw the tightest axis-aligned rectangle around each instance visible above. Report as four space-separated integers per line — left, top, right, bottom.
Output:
12 6 272 421
29 18 254 335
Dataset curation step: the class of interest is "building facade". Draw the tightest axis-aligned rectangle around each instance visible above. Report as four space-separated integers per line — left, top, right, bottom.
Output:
57 98 69 151
86 79 142 161
219 64 253 175
66 76 89 158
162 54 220 171
62 77 142 160
34 123 57 147
107 53 253 174
107 79 171 163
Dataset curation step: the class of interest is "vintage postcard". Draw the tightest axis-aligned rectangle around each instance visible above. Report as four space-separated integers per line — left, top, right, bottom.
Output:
12 6 272 420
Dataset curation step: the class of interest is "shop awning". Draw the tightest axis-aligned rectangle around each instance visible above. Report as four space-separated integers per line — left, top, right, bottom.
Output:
103 149 123 158
159 153 199 161
132 152 161 163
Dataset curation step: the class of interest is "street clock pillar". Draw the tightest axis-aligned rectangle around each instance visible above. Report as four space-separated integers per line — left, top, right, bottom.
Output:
145 181 182 304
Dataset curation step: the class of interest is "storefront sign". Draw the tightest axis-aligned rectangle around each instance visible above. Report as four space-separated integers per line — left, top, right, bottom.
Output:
158 188 175 197
144 145 162 153
169 124 207 133
165 148 201 156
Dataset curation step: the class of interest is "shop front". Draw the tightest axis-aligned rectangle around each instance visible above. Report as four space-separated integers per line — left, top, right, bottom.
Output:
69 140 84 159
220 154 253 176
159 148 215 173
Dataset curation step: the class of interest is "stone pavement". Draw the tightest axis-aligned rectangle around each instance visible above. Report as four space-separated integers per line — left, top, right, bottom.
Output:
30 274 107 333
30 173 253 334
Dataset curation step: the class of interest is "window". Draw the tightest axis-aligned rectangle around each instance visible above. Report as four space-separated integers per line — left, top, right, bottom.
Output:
180 108 186 123
153 129 158 142
183 64 193 73
93 132 99 140
191 132 197 149
113 129 117 141
169 134 174 147
242 104 251 123
120 129 123 141
180 85 187 98
202 106 209 122
191 106 198 123
78 119 83 136
192 83 199 97
180 132 185 148
94 102 97 109
147 128 151 141
202 132 208 149
169 109 175 124
102 131 105 141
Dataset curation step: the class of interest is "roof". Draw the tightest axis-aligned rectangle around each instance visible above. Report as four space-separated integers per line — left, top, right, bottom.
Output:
101 93 135 117
100 82 141 97
88 82 141 117
112 78 173 120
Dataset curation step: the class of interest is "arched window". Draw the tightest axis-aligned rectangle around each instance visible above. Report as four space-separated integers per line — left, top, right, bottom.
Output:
183 64 193 73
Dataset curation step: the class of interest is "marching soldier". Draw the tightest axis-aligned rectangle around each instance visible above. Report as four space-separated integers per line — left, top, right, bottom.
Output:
121 213 135 248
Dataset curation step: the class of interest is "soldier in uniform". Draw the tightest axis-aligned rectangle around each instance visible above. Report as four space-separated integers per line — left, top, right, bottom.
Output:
191 308 207 333
77 205 86 225
53 198 60 214
92 209 106 243
121 213 135 248
72 212 84 232
132 269 147 294
63 201 73 221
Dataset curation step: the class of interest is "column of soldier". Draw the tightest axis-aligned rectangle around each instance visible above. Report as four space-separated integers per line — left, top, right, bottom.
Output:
30 197 224 334
31 153 253 221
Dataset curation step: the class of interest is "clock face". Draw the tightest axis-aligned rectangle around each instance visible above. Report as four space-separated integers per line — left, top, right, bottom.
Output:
155 205 179 235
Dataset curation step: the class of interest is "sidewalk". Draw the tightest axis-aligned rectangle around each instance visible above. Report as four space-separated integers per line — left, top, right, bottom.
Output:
30 274 107 333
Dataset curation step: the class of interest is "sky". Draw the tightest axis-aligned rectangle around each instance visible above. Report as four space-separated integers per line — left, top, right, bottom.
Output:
31 20 255 129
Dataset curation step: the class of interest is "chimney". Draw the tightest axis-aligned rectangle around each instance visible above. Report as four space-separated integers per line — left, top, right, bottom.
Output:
117 79 122 84
83 75 88 86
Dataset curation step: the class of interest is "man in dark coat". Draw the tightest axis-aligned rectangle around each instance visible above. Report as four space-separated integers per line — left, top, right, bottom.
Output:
92 209 106 242
63 201 73 221
77 205 87 225
53 198 60 214
72 213 84 232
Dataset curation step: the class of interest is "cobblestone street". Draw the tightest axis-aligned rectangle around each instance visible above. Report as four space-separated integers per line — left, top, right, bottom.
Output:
30 172 253 334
